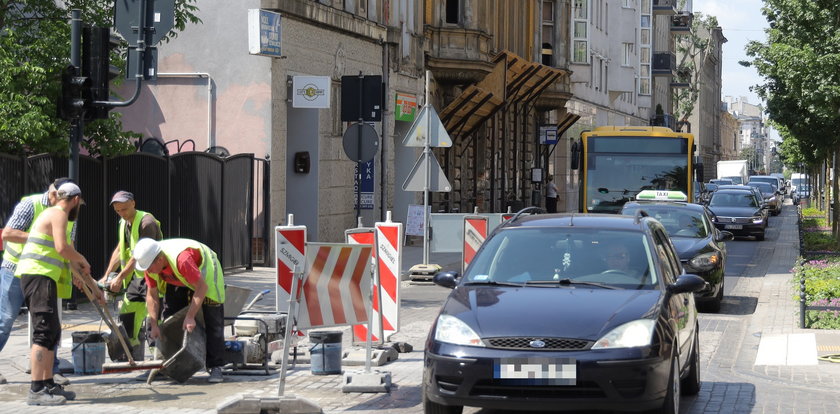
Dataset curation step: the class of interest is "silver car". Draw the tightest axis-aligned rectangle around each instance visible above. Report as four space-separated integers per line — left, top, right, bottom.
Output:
747 181 782 215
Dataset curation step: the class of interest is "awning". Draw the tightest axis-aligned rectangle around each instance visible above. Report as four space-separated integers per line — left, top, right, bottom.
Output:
439 50 569 141
556 111 581 138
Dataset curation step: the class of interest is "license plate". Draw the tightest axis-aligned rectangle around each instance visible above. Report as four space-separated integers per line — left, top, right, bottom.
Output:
724 224 742 230
494 357 576 385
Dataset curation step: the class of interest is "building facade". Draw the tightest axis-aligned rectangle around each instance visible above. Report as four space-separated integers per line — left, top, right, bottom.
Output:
719 107 741 161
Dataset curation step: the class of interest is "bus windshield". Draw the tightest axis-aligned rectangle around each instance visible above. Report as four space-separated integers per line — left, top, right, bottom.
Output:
586 136 689 213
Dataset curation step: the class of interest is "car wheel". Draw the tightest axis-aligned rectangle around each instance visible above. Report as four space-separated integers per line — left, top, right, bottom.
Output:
755 232 765 241
423 388 463 414
661 354 681 414
706 280 723 313
681 329 701 396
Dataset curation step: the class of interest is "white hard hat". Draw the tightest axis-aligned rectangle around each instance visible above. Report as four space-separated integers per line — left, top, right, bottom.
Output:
133 238 162 271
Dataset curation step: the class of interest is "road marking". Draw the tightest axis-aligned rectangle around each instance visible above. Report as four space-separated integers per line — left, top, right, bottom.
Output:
817 345 840 352
754 333 818 366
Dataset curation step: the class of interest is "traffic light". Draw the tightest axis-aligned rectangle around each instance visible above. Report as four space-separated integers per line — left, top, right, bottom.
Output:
58 65 91 121
83 26 120 120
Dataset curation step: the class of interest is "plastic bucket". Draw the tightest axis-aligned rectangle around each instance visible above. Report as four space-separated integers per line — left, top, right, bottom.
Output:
72 331 106 375
309 331 342 375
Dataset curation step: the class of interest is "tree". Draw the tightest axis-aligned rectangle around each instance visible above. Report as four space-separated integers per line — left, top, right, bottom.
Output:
0 0 201 157
742 0 840 236
671 12 720 129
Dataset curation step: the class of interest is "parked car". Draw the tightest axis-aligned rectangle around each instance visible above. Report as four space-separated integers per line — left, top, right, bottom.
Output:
622 194 733 312
793 184 811 205
746 181 782 215
707 189 769 240
424 213 705 414
749 175 785 196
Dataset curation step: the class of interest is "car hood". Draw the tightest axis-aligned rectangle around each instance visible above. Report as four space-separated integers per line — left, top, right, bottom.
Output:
669 237 709 260
440 286 663 341
708 206 761 218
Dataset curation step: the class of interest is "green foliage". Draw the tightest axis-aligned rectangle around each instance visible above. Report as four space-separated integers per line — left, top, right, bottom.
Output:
0 0 201 157
802 207 825 217
802 231 837 251
672 13 721 125
802 217 826 228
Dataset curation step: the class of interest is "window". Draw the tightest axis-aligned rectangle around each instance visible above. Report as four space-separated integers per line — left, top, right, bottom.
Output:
542 1 555 66
445 0 460 24
623 0 633 7
639 0 651 95
623 43 634 66
572 0 589 63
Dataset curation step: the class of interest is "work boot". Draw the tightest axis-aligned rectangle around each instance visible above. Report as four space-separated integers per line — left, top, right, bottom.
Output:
0 372 6 384
53 373 70 386
27 388 66 406
47 384 76 401
208 366 223 383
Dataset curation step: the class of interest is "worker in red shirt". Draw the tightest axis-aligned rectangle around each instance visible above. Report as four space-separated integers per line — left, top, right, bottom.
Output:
132 238 225 383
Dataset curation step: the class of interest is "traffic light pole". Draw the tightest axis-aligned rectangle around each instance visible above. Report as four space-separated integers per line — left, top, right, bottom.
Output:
69 9 83 183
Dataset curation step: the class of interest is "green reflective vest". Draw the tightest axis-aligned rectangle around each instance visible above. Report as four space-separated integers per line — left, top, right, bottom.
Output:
2 194 47 267
118 210 161 286
15 212 75 299
146 239 225 304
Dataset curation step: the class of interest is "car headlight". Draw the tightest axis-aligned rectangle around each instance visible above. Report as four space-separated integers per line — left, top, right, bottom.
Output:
591 319 656 349
688 252 720 272
434 314 485 347
751 215 764 224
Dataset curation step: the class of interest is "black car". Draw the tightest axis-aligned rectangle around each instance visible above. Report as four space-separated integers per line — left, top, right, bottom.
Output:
707 190 768 240
424 213 706 414
621 201 732 312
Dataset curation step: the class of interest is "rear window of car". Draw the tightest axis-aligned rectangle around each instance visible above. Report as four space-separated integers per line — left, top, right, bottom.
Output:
710 192 760 208
464 228 659 289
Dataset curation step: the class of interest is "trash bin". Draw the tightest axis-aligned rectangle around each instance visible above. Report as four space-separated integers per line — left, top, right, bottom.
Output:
309 331 342 375
72 331 106 375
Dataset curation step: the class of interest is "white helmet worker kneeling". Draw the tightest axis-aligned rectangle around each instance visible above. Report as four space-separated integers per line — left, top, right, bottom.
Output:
133 238 226 383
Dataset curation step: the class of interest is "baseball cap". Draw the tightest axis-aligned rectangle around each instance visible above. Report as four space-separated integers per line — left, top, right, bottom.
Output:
110 190 135 205
57 182 82 198
48 177 74 192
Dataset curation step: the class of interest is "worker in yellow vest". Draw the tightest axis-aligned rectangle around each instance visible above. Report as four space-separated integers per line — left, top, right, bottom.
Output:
16 183 96 406
133 238 225 383
0 177 75 386
99 191 162 361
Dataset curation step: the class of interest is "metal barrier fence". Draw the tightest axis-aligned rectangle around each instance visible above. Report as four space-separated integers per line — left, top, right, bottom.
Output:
0 152 268 277
797 204 840 328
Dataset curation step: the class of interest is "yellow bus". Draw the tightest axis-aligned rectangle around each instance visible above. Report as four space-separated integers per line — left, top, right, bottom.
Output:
570 126 698 213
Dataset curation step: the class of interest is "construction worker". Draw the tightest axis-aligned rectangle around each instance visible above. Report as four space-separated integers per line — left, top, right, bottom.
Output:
0 178 75 386
98 191 162 360
16 182 95 405
133 238 225 383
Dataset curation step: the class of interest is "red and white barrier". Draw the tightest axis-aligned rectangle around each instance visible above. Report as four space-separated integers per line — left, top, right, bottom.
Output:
275 215 307 310
296 243 373 329
463 215 488 274
346 227 380 344
375 214 403 341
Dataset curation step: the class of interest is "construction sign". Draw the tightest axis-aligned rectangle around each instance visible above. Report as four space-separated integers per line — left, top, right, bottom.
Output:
275 223 307 308
462 215 488 274
346 227 379 344
375 218 403 341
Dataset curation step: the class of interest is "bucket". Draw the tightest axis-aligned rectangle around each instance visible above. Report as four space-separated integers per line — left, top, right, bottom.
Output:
72 331 106 375
309 331 342 375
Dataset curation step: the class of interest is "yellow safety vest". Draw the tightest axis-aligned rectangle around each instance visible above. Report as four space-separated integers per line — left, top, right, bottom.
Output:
15 217 75 299
146 239 225 303
2 194 47 267
118 210 161 285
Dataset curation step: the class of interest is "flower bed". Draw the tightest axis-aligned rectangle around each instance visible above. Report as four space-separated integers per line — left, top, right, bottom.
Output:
796 207 840 328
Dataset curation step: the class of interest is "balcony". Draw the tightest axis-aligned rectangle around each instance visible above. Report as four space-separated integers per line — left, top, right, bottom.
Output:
650 114 676 131
653 0 678 15
652 52 676 77
671 66 691 88
671 12 692 32
425 26 495 84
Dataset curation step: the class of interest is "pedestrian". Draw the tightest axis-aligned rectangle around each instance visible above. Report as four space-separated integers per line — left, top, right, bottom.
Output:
132 237 226 383
545 174 558 213
16 182 94 405
0 178 75 386
98 191 162 360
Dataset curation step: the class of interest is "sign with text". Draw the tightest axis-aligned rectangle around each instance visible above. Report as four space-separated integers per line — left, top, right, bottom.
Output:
292 76 331 108
539 125 558 145
354 160 375 210
405 204 430 237
395 92 417 122
248 9 282 57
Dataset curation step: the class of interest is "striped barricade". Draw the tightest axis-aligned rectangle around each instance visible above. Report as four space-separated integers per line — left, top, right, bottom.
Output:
345 227 380 344
275 218 307 310
375 216 403 342
463 215 488 274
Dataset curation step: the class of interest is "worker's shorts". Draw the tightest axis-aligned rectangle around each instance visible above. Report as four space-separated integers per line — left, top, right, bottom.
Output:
21 274 61 349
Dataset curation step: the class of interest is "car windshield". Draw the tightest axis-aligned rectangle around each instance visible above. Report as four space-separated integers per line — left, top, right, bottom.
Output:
622 206 709 238
463 228 659 289
749 177 777 190
747 182 773 195
709 192 759 208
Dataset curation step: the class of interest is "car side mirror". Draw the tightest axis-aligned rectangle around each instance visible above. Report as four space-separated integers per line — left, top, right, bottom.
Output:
716 231 735 242
668 274 707 294
433 271 460 289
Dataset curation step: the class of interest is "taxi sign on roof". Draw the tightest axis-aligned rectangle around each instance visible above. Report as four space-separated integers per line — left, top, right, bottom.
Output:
636 190 687 202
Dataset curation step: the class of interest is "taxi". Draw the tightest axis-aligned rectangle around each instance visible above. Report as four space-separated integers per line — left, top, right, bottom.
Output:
621 191 733 312
423 210 705 414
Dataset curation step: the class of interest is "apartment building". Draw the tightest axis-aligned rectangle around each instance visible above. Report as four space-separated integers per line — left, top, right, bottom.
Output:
720 108 741 161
